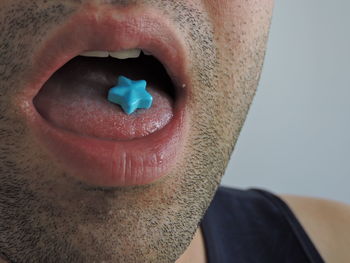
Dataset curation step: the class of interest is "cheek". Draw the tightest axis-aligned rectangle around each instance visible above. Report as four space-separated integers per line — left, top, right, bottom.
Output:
203 0 274 67
202 0 274 32
185 0 274 57
202 0 274 15
202 0 274 130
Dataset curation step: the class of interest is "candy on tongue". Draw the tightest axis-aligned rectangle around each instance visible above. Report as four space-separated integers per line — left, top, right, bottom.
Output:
107 76 153 115
33 56 174 140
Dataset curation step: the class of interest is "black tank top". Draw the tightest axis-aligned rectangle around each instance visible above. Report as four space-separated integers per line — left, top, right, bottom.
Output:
200 187 325 263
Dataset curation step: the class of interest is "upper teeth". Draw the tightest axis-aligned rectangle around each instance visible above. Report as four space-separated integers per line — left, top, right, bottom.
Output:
80 49 151 59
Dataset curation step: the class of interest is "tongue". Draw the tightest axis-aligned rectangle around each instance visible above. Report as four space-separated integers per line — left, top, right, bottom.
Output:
33 56 174 140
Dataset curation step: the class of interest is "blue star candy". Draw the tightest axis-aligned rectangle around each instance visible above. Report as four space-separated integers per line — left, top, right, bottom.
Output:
107 76 153 115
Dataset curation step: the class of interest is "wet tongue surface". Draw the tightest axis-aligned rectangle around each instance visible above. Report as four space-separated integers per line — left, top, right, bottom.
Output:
33 56 174 140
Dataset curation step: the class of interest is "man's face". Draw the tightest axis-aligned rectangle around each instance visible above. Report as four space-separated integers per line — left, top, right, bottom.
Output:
0 0 273 262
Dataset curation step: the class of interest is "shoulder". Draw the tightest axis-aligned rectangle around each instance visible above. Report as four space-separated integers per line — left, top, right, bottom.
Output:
280 194 350 263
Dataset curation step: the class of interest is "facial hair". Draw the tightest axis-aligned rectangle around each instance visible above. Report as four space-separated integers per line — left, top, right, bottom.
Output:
0 0 272 262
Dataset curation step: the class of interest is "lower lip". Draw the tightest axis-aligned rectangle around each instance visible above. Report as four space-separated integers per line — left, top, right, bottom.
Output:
23 97 188 187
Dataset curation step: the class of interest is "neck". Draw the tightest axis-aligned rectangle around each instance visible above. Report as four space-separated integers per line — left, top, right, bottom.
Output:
176 227 207 263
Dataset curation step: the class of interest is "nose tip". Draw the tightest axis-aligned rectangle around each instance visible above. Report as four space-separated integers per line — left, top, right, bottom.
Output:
76 0 137 16
80 0 135 7
72 0 136 22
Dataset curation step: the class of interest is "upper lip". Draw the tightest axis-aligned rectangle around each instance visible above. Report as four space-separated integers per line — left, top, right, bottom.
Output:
18 3 190 107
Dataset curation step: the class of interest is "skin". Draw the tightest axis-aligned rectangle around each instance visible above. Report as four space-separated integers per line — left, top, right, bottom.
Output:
6 0 349 263
281 195 350 263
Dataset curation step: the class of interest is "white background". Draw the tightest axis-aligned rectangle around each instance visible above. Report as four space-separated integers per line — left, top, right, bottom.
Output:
222 0 350 204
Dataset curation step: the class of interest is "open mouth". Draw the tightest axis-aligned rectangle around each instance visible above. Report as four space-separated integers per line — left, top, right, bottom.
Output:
33 50 177 140
18 7 190 187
